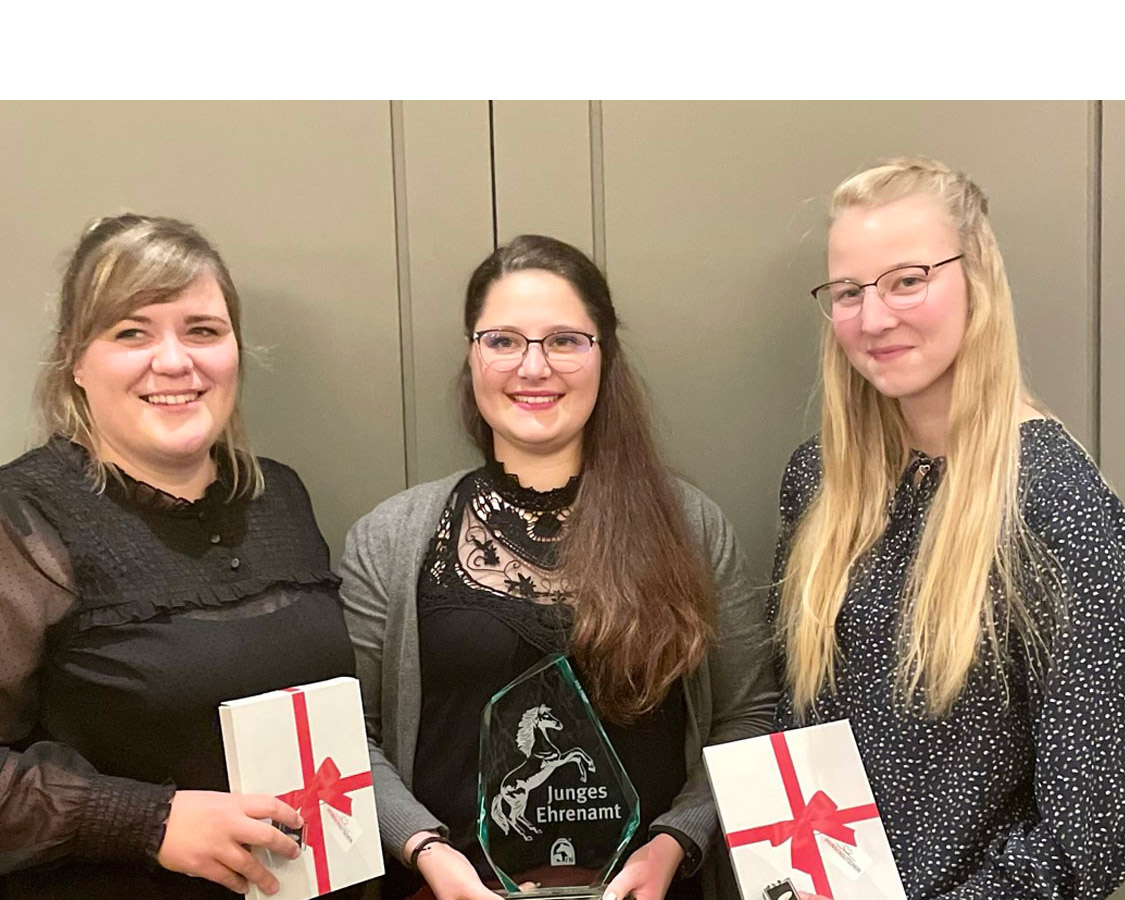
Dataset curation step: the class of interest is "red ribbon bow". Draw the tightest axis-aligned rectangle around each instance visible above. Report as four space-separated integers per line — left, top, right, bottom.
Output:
726 732 879 898
279 756 357 821
276 688 373 895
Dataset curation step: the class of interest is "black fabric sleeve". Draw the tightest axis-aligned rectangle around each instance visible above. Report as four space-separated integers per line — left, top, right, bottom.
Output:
0 494 175 874
934 455 1125 898
765 439 823 685
648 824 703 879
0 743 174 871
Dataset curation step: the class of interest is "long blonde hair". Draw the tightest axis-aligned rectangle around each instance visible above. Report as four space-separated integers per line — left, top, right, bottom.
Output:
781 157 1048 717
36 213 263 498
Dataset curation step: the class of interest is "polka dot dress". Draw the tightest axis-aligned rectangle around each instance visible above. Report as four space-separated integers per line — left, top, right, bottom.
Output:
769 419 1125 899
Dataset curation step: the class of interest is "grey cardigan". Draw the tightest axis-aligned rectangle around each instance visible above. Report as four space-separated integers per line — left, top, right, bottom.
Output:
339 471 777 895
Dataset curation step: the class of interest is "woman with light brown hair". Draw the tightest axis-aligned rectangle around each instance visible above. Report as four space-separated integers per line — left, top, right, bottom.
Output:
772 158 1125 898
0 214 361 898
341 234 777 900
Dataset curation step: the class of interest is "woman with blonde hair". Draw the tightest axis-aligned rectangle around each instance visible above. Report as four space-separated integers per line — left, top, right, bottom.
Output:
0 214 361 898
772 158 1124 898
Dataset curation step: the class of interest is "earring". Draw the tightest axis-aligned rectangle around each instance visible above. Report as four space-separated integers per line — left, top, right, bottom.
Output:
73 374 83 388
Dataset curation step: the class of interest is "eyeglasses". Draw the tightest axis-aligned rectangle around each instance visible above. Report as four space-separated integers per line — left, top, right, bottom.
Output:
810 254 964 322
471 329 599 373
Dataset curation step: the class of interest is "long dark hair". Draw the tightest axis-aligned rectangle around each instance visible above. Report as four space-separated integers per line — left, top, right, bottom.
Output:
459 235 715 723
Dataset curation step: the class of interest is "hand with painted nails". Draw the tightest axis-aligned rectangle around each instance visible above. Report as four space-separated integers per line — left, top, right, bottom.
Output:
156 791 303 895
600 833 684 900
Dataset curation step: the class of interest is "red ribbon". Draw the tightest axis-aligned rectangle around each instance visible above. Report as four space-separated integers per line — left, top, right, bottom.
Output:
276 687 373 895
725 732 880 898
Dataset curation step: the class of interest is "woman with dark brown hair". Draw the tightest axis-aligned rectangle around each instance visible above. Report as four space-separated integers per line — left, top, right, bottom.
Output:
341 235 777 900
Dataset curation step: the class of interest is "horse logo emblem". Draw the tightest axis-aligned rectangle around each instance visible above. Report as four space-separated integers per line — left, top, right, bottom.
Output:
490 705 596 841
550 837 576 866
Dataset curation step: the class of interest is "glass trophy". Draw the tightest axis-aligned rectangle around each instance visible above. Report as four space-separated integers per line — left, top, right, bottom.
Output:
478 654 640 898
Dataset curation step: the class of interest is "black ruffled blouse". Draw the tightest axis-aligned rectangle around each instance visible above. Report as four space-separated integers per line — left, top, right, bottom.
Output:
0 439 358 899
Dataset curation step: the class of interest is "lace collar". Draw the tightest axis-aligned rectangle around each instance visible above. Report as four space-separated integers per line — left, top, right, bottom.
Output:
464 461 579 562
483 459 580 511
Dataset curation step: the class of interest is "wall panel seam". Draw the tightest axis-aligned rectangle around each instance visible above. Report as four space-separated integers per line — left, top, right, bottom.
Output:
1088 99 1103 464
589 100 607 271
390 100 417 487
488 100 499 250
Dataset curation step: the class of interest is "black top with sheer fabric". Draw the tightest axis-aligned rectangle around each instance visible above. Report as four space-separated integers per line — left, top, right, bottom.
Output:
389 463 699 899
0 439 360 899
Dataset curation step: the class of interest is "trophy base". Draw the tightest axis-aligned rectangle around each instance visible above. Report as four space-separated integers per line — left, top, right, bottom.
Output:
491 866 606 899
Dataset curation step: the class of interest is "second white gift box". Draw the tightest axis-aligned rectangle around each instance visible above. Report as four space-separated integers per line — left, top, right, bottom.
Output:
220 676 384 900
703 720 906 900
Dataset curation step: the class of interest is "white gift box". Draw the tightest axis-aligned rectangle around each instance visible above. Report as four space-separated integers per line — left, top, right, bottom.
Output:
703 720 905 900
220 676 384 900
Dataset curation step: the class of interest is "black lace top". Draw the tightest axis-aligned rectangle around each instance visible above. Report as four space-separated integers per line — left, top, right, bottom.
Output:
0 439 359 899
398 463 696 898
770 420 1125 899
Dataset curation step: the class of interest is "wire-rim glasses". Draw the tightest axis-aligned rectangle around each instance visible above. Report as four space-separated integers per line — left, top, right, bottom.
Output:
471 329 599 373
810 254 964 322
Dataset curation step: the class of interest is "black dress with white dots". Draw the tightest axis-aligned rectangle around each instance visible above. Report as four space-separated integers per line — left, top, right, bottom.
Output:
769 419 1125 899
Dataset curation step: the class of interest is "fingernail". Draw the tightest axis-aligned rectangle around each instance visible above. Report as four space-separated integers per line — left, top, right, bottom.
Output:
603 893 616 900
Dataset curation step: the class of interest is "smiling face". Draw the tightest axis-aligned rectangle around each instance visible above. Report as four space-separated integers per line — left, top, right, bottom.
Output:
828 194 968 415
72 271 239 481
470 269 601 466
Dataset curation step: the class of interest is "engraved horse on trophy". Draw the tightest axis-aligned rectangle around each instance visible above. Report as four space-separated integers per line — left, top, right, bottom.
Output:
490 704 596 841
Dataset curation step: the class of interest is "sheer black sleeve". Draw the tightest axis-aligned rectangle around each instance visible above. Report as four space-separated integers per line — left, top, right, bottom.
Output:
0 493 174 873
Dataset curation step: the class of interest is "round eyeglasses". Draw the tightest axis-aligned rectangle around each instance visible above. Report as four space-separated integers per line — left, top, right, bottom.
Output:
471 329 599 373
810 254 964 322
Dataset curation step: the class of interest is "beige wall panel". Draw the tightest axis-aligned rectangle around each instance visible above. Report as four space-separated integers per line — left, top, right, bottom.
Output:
0 101 403 561
400 101 495 483
493 101 594 255
1102 101 1125 490
601 101 1091 576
